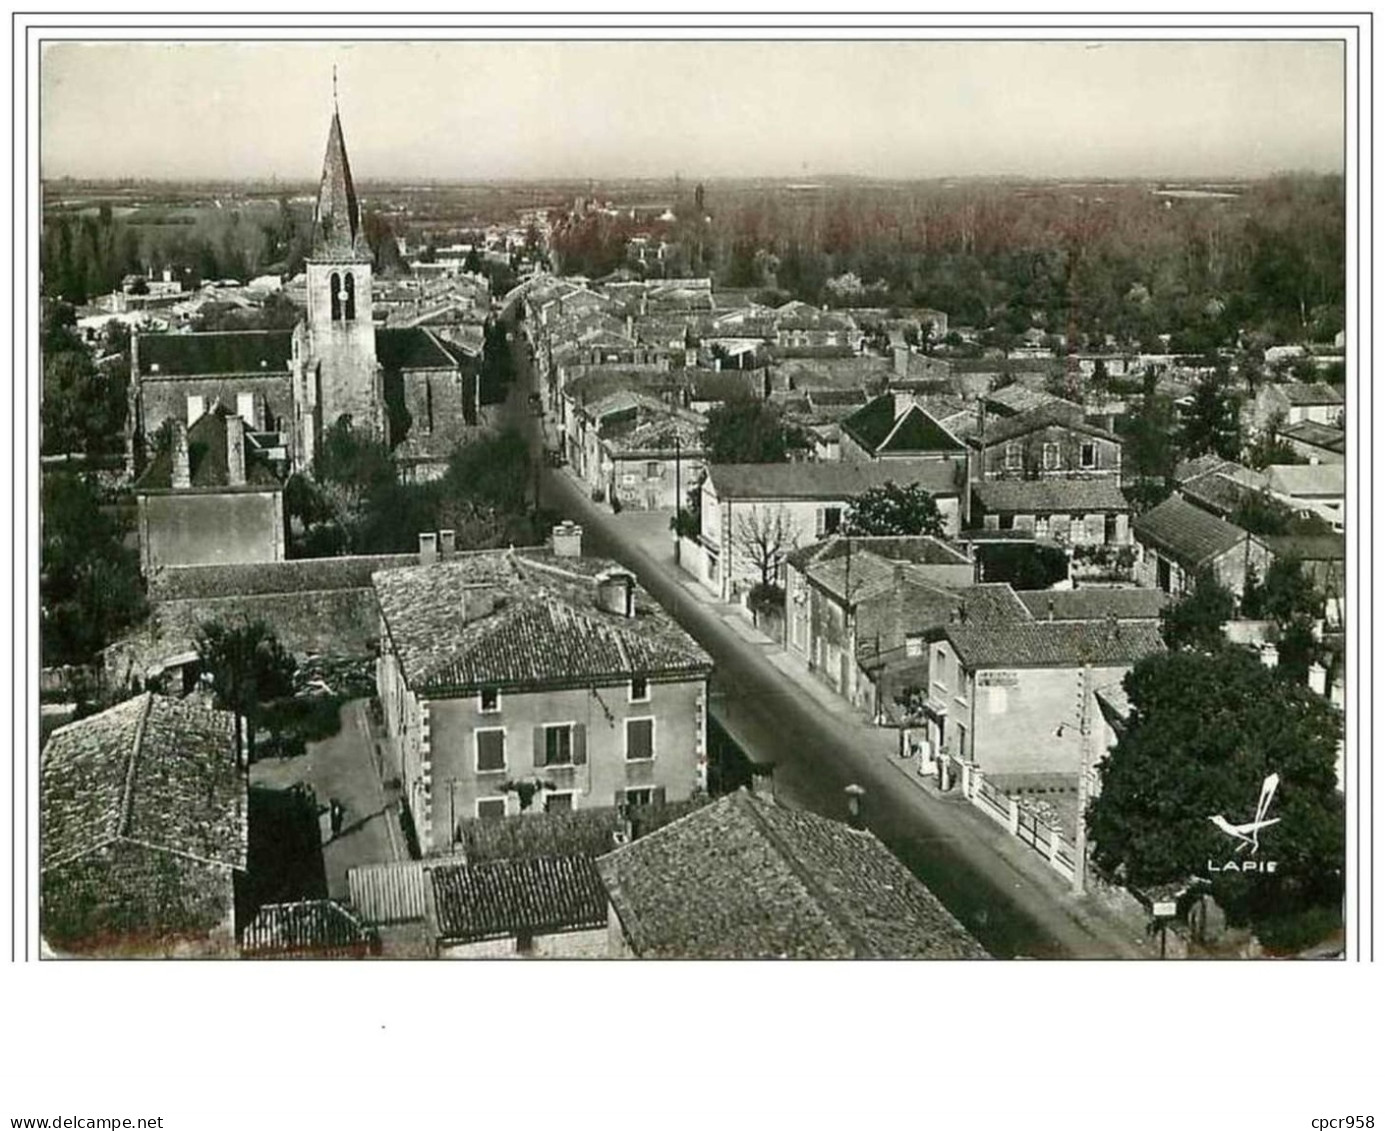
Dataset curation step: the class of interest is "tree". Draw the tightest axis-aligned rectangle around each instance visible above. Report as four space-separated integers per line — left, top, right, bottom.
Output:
195 619 297 762
1088 649 1344 924
1179 373 1243 461
40 473 147 666
733 506 796 588
701 399 805 464
1119 392 1178 510
843 480 945 537
1240 557 1324 625
1159 570 1235 653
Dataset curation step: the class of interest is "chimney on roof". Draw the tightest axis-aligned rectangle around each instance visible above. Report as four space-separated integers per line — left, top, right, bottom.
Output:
552 520 583 558
1260 643 1279 669
749 761 776 805
894 343 910 380
419 531 438 565
844 783 866 830
892 388 915 422
597 570 636 618
1047 596 1056 622
225 413 246 487
1308 661 1327 696
171 419 191 490
439 529 456 558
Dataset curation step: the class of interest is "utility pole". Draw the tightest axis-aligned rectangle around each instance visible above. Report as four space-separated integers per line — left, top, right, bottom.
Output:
674 433 682 566
1072 662 1093 895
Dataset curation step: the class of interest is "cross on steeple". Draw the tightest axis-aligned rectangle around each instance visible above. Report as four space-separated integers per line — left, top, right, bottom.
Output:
332 65 338 109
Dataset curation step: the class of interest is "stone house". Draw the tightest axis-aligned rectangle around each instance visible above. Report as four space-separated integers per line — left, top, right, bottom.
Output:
41 693 248 956
1251 382 1345 430
1280 421 1346 465
1132 494 1271 599
838 393 970 512
133 407 286 573
970 478 1131 546
372 531 713 856
967 401 1123 483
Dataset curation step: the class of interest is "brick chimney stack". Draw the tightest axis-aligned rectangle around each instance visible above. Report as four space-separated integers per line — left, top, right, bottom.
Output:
844 783 866 830
226 414 246 487
171 419 191 489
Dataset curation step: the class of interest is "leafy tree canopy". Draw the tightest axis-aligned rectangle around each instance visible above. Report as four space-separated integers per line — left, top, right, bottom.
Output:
701 398 806 464
1159 570 1235 653
843 480 945 537
195 618 297 761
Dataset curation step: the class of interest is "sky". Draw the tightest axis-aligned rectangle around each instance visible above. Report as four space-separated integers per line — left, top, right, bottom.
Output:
40 40 1345 181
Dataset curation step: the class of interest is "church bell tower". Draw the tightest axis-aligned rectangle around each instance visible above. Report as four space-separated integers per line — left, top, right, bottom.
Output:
300 86 380 469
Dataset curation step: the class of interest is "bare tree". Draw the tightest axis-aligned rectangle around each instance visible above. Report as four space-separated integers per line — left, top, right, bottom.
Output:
734 506 797 588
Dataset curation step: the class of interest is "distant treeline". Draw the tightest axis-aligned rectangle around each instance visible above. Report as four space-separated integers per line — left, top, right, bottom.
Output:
553 175 1344 349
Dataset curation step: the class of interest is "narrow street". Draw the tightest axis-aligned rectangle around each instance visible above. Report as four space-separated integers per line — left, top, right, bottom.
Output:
500 317 1149 959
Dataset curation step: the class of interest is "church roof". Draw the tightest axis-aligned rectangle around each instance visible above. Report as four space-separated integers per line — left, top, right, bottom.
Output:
312 109 369 260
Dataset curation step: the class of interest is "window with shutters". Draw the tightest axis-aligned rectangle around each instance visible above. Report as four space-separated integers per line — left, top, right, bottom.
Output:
475 728 506 773
1042 442 1060 471
536 722 584 768
476 797 506 820
622 787 655 807
1004 442 1022 471
626 718 655 762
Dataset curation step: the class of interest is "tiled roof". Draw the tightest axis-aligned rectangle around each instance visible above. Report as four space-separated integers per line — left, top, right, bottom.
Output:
597 790 987 959
1281 421 1346 453
607 415 704 457
709 460 961 502
372 553 711 695
240 900 379 957
455 798 711 863
1016 588 1171 622
137 330 294 377
135 406 282 491
41 693 246 874
1266 463 1344 498
1263 534 1346 562
971 478 1128 514
149 553 417 602
376 327 460 371
841 397 966 455
1173 453 1235 484
984 384 1068 415
772 355 894 391
1276 382 1344 406
1179 470 1263 518
954 582 1035 624
1133 495 1252 567
977 402 1118 446
786 534 970 572
944 620 1165 670
429 855 609 943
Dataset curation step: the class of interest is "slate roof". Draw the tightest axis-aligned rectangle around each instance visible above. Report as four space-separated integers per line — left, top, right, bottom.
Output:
597 789 987 959
1281 421 1346 454
709 460 961 502
240 900 379 957
135 406 283 491
1132 495 1252 568
971 478 1128 514
312 110 369 259
430 855 609 944
1016 588 1171 622
41 693 246 875
841 396 966 455
1276 382 1344 407
1267 463 1344 498
376 327 461 371
372 553 712 696
943 620 1166 670
137 330 294 377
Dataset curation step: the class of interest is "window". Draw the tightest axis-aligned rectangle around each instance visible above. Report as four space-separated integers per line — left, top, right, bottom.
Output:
645 461 661 480
540 723 577 767
622 787 655 808
905 635 925 659
545 791 574 814
1042 442 1060 471
1004 442 1022 470
343 272 357 321
629 677 650 703
329 272 342 321
478 687 501 714
1080 442 1097 470
476 797 507 821
475 728 506 773
819 506 842 536
626 718 655 762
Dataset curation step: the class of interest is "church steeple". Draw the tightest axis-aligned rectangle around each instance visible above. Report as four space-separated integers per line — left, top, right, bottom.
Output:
312 90 367 260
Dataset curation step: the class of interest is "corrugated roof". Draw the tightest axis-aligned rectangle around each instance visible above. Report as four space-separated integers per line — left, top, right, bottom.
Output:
1132 495 1252 567
42 693 246 874
138 330 294 377
944 620 1165 670
597 790 987 959
1016 588 1171 622
430 855 609 943
709 460 960 502
971 478 1128 513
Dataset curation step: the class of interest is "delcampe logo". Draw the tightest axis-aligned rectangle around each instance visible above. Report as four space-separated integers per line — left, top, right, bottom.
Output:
1207 773 1280 874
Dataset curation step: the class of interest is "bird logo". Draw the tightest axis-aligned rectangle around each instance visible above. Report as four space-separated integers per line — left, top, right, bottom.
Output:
1209 773 1280 856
